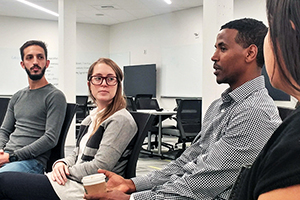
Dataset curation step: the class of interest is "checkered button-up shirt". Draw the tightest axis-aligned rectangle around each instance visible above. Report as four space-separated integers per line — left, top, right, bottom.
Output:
131 76 282 200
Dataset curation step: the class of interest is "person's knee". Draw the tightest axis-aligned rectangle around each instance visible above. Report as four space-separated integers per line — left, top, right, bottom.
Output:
0 172 13 198
0 171 13 184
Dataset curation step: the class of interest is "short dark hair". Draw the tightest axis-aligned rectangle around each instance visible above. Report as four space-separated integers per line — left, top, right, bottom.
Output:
267 0 300 91
20 40 48 61
221 18 268 68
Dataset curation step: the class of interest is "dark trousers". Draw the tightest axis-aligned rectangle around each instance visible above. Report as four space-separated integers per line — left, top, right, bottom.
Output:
0 172 60 200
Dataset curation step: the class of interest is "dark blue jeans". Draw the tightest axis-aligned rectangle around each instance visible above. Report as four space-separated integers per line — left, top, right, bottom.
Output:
0 172 60 200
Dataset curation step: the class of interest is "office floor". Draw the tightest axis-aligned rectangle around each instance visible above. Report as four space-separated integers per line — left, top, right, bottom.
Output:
64 135 184 176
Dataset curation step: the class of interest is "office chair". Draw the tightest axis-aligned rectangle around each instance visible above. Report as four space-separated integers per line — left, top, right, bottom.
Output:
76 96 89 123
135 98 174 152
162 99 202 157
46 103 77 172
126 96 137 111
136 98 162 110
135 94 153 109
277 106 295 120
124 112 156 178
0 98 10 126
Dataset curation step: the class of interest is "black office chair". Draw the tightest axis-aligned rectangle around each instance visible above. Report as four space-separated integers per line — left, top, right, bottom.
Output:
126 96 137 111
46 103 78 172
76 96 89 123
135 98 174 153
135 94 153 109
0 98 10 126
162 99 202 156
136 98 162 110
277 106 295 120
124 112 156 178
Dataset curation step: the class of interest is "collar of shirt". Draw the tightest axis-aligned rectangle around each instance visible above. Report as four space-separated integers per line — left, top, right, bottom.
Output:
221 75 265 104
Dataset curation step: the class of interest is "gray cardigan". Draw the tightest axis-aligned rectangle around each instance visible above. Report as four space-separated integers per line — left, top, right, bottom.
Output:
47 108 137 200
54 108 137 182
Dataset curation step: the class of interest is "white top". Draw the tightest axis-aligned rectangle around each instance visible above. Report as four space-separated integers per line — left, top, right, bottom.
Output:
76 108 103 165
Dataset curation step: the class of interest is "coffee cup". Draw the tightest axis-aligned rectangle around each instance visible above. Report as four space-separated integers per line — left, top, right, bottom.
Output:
82 173 107 195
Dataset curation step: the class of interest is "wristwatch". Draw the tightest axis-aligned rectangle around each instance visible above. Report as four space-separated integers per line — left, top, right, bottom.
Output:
8 152 18 162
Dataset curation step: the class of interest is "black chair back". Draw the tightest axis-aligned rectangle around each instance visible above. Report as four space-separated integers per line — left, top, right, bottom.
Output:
0 98 10 126
126 96 137 111
46 103 78 172
76 96 88 123
177 99 202 135
162 99 202 156
136 98 160 110
278 106 295 120
135 94 153 108
124 112 156 178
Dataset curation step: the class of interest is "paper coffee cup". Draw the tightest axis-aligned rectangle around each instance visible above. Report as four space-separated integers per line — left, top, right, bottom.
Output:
82 173 107 195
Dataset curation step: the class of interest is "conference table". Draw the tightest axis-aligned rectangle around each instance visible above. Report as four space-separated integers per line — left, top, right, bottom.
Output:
135 109 176 157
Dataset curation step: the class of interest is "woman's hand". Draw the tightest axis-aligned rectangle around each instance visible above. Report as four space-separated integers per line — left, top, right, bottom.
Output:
51 161 70 185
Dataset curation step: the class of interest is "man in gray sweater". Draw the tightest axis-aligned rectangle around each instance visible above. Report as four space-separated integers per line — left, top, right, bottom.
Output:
0 40 67 174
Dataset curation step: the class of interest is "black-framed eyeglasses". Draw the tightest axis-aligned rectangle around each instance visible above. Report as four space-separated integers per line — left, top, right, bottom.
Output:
89 76 118 86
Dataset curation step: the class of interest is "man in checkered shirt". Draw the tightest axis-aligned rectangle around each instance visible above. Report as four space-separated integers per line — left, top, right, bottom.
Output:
84 18 282 200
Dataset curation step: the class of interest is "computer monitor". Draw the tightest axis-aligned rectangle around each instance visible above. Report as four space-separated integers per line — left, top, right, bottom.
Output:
124 64 156 97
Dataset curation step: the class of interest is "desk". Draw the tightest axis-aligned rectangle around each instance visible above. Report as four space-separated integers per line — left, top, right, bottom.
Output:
135 109 176 156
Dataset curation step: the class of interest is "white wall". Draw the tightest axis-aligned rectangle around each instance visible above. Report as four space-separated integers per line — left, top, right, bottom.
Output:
0 16 110 96
234 0 267 24
110 7 203 110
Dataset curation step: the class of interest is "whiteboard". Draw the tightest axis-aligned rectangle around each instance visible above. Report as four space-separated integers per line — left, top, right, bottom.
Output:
161 44 202 97
76 52 109 95
0 48 59 95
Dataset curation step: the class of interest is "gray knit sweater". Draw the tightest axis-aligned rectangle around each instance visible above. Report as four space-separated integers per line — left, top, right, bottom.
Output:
0 84 67 168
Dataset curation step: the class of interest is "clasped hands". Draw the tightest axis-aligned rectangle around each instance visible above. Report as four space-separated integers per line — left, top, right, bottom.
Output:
83 169 136 200
0 149 9 167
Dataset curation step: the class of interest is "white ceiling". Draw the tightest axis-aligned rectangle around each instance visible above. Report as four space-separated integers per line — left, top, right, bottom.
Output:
0 0 203 25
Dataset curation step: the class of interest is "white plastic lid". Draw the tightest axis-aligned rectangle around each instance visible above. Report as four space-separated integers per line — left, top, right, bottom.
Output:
82 173 106 186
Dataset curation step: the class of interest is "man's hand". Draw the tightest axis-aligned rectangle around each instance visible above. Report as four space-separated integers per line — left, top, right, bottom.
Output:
98 169 136 193
51 161 70 185
84 189 131 200
0 149 9 167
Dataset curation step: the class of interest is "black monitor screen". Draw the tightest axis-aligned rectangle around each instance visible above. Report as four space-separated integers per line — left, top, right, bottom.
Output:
124 64 156 97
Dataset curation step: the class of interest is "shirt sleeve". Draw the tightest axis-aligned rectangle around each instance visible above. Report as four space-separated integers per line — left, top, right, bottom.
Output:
132 107 280 199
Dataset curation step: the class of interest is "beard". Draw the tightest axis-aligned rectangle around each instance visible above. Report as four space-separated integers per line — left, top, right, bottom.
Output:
25 65 46 81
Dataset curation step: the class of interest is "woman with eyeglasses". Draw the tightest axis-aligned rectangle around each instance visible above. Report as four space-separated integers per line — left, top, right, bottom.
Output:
0 58 137 200
229 0 300 199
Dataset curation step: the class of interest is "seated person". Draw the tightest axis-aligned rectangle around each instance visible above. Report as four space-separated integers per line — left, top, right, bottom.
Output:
83 18 282 200
0 58 137 200
0 40 67 174
228 0 300 199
